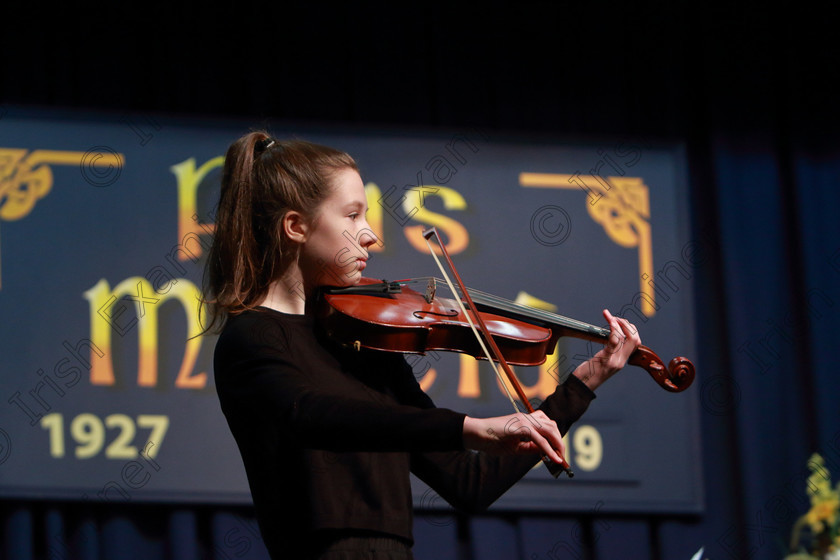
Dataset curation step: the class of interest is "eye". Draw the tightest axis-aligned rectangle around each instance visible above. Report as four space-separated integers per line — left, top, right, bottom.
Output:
348 212 359 221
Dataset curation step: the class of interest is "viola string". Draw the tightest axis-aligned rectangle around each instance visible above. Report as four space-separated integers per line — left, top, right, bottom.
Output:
402 278 609 339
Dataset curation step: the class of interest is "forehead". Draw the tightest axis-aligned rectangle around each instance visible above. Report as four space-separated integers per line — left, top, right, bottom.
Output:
324 168 365 205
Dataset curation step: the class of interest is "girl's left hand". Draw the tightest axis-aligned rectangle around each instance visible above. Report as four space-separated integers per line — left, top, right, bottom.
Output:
573 309 641 391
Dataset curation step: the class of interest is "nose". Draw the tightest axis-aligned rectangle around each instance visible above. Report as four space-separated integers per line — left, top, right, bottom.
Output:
358 219 381 250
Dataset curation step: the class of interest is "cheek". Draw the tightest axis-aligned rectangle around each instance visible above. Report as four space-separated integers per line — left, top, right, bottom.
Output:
308 223 350 261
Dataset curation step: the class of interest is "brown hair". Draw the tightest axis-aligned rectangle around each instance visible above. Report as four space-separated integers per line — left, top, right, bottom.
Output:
201 130 358 332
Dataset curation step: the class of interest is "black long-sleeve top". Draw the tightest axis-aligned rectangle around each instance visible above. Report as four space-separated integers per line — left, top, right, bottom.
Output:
214 307 596 558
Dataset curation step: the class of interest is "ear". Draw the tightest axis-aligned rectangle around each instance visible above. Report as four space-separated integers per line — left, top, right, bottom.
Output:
282 210 308 243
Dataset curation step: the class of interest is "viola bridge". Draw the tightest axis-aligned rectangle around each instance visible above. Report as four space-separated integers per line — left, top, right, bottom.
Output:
424 278 436 304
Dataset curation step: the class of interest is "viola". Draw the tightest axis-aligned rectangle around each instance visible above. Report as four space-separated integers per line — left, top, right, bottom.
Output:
318 276 695 394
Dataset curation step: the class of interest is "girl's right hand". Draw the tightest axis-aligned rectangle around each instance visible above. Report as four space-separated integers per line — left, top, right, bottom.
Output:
462 410 566 465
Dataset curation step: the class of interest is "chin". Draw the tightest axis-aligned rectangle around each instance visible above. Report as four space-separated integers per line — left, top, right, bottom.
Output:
320 269 363 288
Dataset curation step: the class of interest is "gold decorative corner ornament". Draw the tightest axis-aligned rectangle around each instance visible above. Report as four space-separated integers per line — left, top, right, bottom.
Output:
519 172 655 317
0 148 125 289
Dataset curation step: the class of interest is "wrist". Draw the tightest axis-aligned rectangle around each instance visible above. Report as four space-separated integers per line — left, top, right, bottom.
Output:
571 356 615 392
462 416 482 449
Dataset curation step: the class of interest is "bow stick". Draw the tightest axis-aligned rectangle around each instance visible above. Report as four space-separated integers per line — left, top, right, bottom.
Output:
422 227 574 478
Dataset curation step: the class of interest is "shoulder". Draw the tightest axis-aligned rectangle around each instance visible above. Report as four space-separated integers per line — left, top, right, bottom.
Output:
217 308 308 352
213 308 314 376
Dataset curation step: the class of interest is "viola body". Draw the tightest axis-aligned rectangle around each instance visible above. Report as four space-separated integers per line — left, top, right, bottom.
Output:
318 278 560 366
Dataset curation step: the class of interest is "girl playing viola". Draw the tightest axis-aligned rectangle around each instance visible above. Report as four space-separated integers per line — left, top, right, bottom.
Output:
204 131 641 559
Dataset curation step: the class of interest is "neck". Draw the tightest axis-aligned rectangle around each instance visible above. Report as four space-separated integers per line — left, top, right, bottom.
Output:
259 268 309 315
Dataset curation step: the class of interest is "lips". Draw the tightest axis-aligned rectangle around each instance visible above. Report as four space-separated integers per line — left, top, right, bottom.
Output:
357 259 367 271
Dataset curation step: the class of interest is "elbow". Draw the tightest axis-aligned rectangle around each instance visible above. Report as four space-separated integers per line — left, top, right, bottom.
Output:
444 493 497 515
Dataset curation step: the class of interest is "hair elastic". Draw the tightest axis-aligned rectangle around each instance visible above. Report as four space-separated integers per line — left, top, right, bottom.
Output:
256 137 275 154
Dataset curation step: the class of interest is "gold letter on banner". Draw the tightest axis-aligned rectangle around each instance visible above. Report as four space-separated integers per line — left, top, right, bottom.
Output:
402 186 470 255
519 173 655 317
84 277 206 389
171 157 224 261
0 148 124 289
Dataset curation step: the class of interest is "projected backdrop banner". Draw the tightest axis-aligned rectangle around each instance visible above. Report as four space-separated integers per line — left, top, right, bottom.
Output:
0 108 703 513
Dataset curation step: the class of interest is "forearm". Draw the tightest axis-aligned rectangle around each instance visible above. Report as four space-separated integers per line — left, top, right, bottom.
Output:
571 353 613 391
289 389 467 452
422 374 596 513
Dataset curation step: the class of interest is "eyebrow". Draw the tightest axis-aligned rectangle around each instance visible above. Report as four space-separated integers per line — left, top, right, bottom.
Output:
344 200 367 212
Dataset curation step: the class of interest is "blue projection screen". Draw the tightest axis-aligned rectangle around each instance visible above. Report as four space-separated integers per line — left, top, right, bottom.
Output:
0 108 703 513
